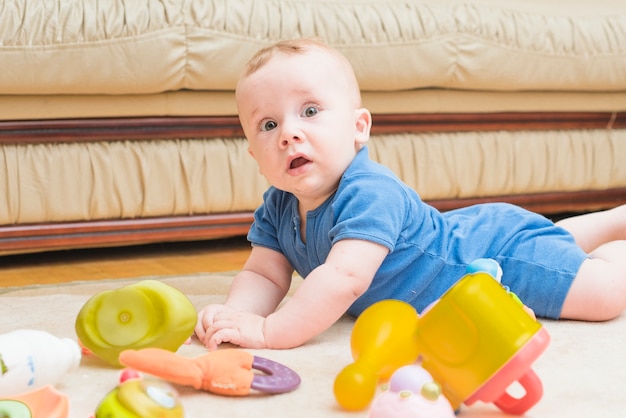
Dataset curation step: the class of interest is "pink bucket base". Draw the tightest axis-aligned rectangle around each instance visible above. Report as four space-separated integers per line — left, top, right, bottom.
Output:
464 327 550 415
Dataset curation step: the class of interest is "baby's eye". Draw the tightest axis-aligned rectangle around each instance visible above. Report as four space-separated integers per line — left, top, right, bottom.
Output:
302 106 318 118
261 120 277 131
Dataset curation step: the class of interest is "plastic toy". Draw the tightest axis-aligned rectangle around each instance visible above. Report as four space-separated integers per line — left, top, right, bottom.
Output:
0 330 81 397
333 300 419 410
93 369 183 418
369 365 455 418
466 258 526 309
465 257 502 281
75 280 197 367
335 259 550 415
118 347 301 396
0 385 69 418
418 269 549 414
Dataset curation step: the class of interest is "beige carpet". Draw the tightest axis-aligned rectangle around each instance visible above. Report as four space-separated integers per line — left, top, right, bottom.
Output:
1 273 624 418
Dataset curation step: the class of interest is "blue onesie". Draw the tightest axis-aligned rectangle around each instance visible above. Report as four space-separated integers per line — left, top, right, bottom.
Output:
247 147 587 319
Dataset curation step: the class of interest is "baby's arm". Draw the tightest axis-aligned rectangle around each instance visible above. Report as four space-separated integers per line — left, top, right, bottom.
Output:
201 239 389 349
195 245 294 345
262 239 389 348
219 246 295 316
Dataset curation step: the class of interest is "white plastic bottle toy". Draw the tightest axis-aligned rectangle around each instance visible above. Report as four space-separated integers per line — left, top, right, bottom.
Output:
0 329 81 396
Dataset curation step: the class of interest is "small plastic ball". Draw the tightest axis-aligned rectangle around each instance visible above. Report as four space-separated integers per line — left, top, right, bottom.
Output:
420 381 442 401
119 368 141 383
389 365 433 393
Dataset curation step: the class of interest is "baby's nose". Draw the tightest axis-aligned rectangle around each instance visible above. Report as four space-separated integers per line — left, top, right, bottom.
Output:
280 121 303 145
281 135 301 148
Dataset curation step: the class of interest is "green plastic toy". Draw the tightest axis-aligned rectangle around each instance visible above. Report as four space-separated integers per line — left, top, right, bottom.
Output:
94 370 183 418
75 280 196 368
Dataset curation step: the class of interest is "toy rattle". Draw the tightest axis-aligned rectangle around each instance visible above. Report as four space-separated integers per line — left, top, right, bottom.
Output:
118 347 301 396
75 280 197 367
93 369 183 418
335 259 550 415
333 300 420 410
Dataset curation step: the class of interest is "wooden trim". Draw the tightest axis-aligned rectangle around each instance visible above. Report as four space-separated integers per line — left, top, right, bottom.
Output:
1 111 624 144
371 111 626 134
1 188 625 255
429 188 626 214
0 117 245 144
0 213 254 255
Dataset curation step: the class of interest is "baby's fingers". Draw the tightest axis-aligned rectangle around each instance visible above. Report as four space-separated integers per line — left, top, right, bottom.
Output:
204 315 239 349
194 320 206 341
208 313 266 349
207 327 240 350
195 306 221 341
194 311 208 341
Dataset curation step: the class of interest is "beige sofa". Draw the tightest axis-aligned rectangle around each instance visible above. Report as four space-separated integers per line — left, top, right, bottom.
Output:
1 0 625 255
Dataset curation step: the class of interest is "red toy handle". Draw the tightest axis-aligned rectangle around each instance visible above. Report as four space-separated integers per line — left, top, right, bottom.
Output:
493 369 543 416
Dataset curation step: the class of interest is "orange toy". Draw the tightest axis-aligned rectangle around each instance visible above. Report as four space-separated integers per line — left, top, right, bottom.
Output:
118 348 301 396
0 385 69 418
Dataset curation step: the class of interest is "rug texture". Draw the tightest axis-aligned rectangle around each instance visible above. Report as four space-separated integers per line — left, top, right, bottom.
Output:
1 273 624 418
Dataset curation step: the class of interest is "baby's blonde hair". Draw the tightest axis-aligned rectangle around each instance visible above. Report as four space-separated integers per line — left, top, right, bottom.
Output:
238 37 362 106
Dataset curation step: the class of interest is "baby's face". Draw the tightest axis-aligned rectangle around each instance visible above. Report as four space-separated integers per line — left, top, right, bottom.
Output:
236 48 370 211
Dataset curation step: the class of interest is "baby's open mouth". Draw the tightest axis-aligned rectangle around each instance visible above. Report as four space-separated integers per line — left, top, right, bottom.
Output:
290 156 310 169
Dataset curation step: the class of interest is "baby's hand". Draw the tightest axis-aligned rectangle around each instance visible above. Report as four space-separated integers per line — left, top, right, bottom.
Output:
195 304 266 350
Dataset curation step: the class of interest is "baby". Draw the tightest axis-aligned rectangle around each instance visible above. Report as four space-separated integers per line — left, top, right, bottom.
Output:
195 37 626 350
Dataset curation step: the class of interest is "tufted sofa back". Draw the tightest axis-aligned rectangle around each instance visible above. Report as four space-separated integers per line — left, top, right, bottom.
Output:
1 0 625 96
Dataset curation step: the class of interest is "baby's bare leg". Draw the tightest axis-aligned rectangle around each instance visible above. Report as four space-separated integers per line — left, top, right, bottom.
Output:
555 204 626 252
560 240 626 321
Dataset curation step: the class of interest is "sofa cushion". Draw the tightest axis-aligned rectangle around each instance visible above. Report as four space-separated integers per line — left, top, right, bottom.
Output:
1 0 624 95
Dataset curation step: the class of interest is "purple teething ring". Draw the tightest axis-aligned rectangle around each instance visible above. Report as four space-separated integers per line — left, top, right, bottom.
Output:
250 356 301 394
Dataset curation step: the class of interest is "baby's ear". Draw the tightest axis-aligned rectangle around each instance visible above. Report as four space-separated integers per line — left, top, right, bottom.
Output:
354 108 372 145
